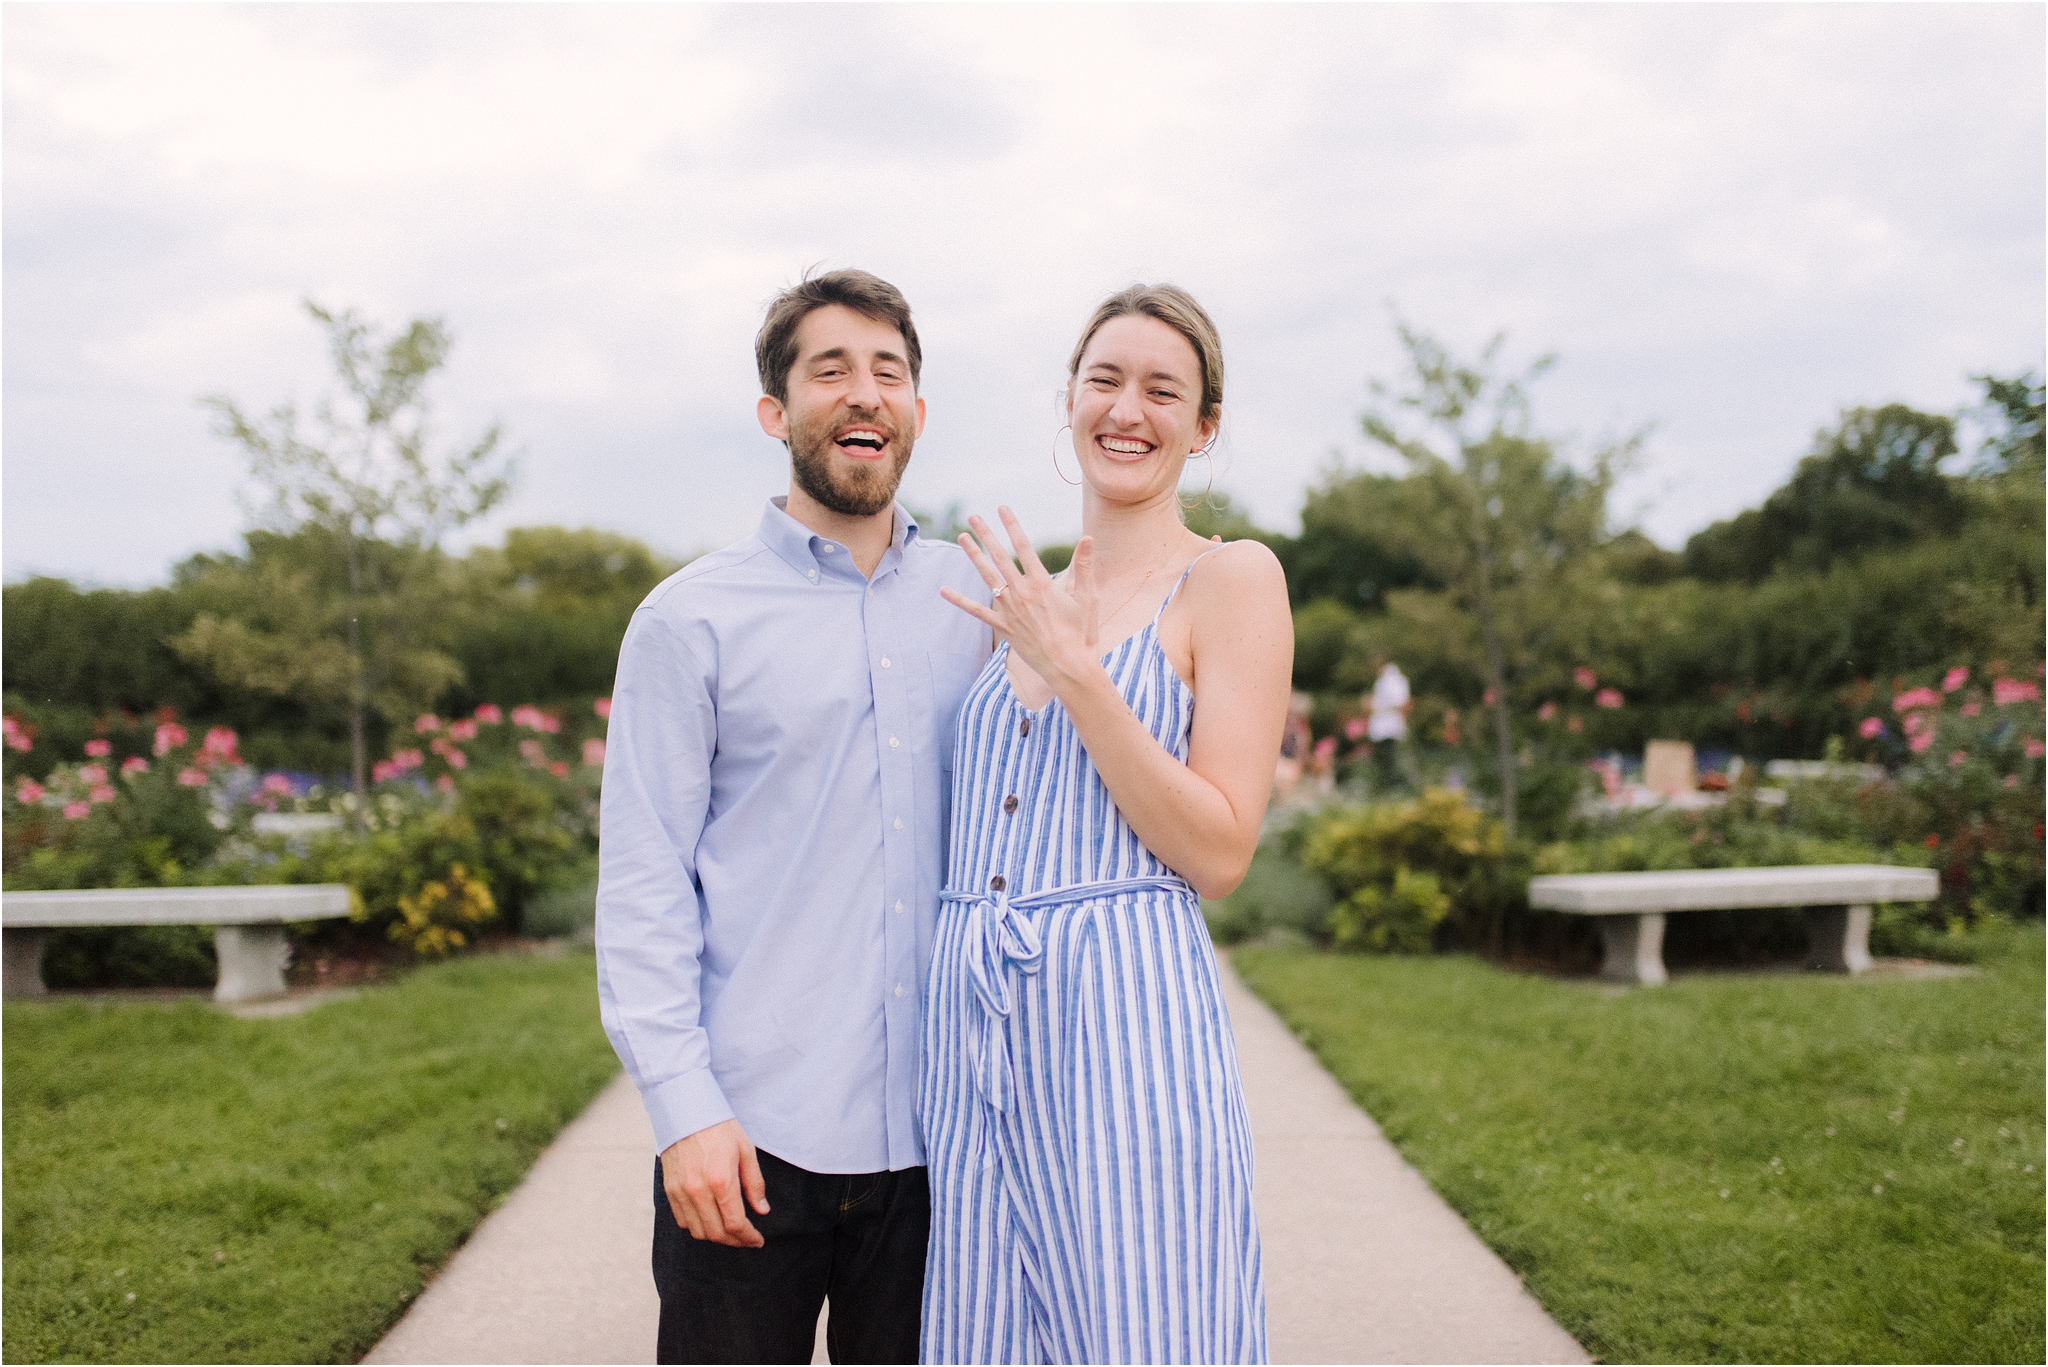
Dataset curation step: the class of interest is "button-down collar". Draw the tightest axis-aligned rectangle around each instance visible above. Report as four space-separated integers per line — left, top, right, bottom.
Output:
760 497 920 585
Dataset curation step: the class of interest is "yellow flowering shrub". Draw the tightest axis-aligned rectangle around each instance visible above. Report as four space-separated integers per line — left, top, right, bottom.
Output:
388 863 497 957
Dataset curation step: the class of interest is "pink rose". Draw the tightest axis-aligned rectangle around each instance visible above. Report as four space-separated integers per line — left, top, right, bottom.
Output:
446 749 468 770
1909 733 1934 753
1892 688 1940 713
1574 667 1598 691
1993 679 2041 706
62 800 90 819
201 728 239 763
1962 702 1982 717
84 739 111 757
1859 717 1884 739
549 761 569 778
1483 688 1498 706
1343 717 1368 740
89 784 116 804
16 780 46 803
177 768 207 787
583 739 607 767
1567 715 1584 733
1537 702 1557 722
1943 666 1970 693
1595 689 1624 710
1902 712 1930 738
78 764 107 786
153 722 188 756
3 716 33 753
2026 739 2046 760
372 760 398 783
519 739 545 763
121 756 149 777
261 773 292 794
474 704 503 724
1948 751 1967 768
435 775 455 793
415 714 442 734
511 706 545 730
448 719 478 741
594 697 612 719
2004 774 2021 788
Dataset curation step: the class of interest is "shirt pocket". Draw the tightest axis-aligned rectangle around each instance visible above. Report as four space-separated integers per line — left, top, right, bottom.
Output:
922 650 989 776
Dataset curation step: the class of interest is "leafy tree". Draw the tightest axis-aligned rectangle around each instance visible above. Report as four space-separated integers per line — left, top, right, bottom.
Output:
1278 468 1437 610
1683 404 1963 583
173 304 513 824
1359 323 1638 837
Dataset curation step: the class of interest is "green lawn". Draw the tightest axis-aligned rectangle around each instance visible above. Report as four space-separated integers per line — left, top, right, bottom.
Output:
3 951 620 1364
1235 929 2046 1364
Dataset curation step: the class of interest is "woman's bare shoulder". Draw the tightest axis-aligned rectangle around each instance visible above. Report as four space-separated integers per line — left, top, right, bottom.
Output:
1185 538 1288 606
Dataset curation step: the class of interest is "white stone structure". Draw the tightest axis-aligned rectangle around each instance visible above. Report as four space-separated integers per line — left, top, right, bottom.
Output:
3 885 353 1003
1528 864 1940 985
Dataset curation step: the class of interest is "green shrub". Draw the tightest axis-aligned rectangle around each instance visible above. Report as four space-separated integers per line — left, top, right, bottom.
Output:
1299 788 1504 953
522 859 599 940
455 771 574 932
1329 866 1449 953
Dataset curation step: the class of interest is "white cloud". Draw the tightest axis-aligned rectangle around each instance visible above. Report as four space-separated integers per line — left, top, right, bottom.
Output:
4 2 2041 585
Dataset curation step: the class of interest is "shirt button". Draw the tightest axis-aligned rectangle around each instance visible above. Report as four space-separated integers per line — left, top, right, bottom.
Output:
807 569 817 580
1003 794 1018 814
1020 718 1030 737
895 900 905 915
989 875 1006 892
894 984 906 999
889 736 900 749
893 818 904 831
881 657 892 669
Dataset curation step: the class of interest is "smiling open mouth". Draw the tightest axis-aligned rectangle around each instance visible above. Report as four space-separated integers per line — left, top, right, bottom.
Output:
1098 436 1153 456
836 427 888 456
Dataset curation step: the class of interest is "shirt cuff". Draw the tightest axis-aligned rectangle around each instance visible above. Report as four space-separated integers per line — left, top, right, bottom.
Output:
640 1066 737 1155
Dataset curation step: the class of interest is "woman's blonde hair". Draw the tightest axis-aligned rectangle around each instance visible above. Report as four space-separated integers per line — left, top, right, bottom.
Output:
1066 284 1224 424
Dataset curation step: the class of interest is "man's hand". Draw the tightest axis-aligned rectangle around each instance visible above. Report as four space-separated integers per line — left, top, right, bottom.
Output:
660 1119 770 1248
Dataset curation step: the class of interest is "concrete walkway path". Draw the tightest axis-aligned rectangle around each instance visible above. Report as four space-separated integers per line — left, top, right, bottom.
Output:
366 963 1586 1364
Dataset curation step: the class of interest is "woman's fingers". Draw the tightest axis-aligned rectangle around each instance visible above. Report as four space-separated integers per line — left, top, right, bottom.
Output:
939 585 1003 630
967 516 1027 588
997 506 1048 579
955 530 1009 592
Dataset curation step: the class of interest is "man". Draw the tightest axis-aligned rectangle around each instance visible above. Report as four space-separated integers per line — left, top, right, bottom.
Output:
1366 653 1411 794
596 270 989 1364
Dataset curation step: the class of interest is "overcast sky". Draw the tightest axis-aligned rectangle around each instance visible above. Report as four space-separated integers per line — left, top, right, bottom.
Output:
5 2 2042 587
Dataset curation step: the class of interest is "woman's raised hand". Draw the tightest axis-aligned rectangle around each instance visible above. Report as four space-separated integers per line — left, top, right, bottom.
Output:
940 508 1101 685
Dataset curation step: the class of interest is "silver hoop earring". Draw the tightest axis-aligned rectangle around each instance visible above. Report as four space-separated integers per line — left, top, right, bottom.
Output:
1177 443 1217 512
1052 425 1080 486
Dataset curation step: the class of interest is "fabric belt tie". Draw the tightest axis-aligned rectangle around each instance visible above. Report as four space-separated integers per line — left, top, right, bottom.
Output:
939 875 1193 1112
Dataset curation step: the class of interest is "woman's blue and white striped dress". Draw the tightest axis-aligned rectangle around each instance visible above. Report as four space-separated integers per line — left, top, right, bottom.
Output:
921 561 1267 1365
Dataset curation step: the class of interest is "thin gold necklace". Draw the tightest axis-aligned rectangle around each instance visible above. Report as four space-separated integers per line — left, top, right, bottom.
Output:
1073 537 1182 638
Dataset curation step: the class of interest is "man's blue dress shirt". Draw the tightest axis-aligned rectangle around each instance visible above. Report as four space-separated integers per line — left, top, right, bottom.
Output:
597 498 990 1173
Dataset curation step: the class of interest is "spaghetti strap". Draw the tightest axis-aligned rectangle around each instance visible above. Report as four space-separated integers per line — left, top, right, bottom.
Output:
1152 542 1231 627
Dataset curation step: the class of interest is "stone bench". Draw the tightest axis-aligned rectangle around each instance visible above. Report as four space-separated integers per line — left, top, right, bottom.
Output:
1527 864 1940 986
2 885 353 1003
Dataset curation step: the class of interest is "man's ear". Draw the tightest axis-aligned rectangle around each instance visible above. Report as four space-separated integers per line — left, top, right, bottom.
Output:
757 394 789 442
912 394 927 441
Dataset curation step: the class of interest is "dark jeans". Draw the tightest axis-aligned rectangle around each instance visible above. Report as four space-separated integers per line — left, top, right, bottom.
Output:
652 1149 929 1365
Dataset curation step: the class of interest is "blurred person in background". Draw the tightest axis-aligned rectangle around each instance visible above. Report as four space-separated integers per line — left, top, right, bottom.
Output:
1366 653 1412 794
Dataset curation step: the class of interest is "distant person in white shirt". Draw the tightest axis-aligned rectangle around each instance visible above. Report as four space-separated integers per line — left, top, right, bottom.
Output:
1366 654 1411 793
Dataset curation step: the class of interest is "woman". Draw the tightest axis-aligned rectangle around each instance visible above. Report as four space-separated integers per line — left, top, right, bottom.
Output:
921 285 1292 1365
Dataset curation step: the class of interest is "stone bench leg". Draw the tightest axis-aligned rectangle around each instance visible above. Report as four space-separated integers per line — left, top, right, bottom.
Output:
3 928 49 1000
1597 912 1667 986
1804 903 1873 974
214 924 291 1003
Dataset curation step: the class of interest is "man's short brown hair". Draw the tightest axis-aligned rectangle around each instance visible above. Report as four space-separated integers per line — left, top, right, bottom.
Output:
755 269 922 403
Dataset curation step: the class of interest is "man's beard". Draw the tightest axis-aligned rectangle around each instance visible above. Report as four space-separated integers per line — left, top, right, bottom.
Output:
788 408 914 518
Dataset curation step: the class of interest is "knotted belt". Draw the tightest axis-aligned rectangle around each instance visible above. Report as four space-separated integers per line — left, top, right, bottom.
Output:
939 875 1193 1112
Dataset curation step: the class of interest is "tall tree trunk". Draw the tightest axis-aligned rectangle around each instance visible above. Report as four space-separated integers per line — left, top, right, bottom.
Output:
1467 464 1517 839
346 531 367 837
